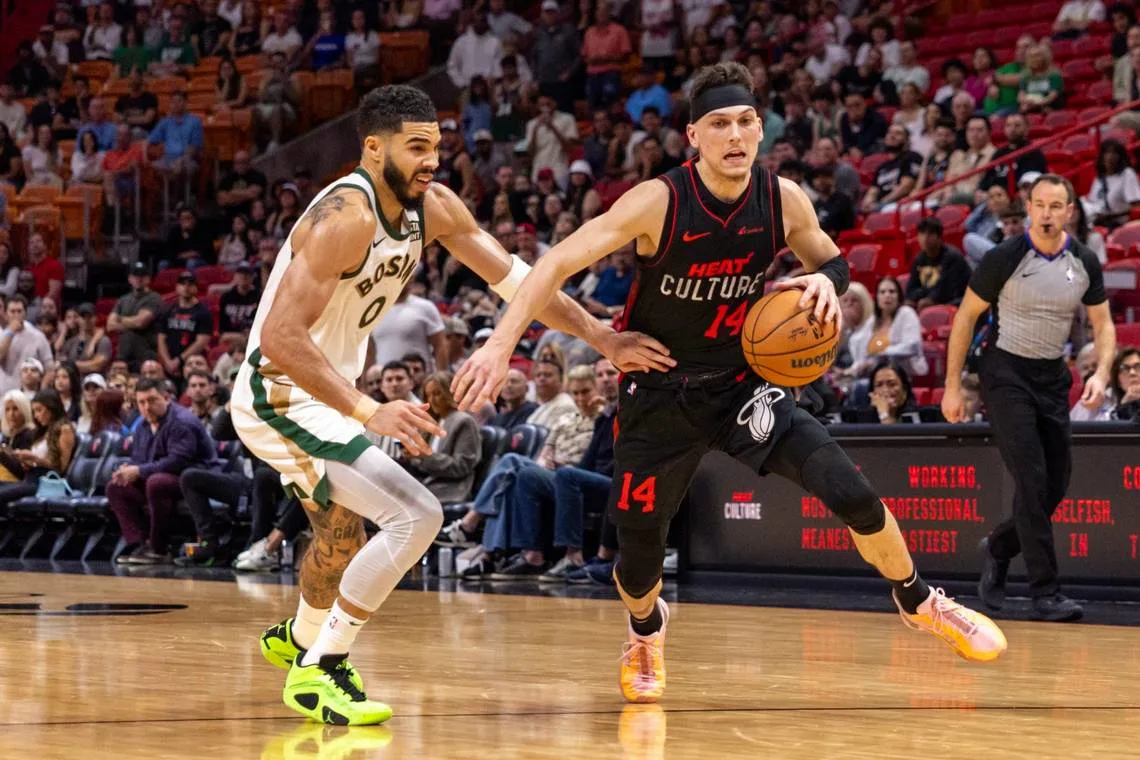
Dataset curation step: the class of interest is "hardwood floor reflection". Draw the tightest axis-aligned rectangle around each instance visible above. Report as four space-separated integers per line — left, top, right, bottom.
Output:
1 571 1138 759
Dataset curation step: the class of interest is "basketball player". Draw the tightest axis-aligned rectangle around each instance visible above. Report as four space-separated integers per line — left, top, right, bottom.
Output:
230 85 675 724
454 63 1007 703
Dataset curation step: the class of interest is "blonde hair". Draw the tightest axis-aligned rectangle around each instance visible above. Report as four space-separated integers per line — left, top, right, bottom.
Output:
567 364 596 384
844 282 874 329
1 390 34 440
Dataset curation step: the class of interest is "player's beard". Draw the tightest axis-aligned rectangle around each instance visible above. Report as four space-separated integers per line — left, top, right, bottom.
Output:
383 156 422 209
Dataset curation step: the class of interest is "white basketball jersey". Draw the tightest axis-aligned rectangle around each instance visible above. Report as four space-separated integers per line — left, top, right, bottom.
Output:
245 167 424 385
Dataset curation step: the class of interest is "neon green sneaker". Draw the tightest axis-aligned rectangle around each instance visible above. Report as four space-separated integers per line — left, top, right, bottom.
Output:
282 654 393 726
259 723 393 760
259 618 365 691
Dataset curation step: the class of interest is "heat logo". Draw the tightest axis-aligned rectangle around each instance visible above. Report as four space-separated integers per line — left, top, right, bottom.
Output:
737 385 786 444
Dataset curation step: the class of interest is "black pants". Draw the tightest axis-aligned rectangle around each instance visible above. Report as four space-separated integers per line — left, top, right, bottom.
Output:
979 348 1073 597
180 468 250 541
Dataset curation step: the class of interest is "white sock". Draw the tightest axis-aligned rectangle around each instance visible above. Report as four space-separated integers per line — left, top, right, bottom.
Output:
300 601 367 667
292 596 329 651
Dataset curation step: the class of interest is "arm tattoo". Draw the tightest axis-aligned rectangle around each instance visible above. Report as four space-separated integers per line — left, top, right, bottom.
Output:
306 191 348 229
297 500 366 608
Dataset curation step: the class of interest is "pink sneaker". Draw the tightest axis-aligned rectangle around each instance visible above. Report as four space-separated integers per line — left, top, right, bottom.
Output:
895 587 1008 662
619 599 670 703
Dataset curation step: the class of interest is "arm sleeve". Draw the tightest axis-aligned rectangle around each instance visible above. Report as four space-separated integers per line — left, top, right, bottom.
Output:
1080 248 1107 306
968 240 1021 303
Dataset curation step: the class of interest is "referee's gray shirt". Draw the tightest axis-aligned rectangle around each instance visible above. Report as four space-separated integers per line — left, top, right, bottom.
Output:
969 233 1106 360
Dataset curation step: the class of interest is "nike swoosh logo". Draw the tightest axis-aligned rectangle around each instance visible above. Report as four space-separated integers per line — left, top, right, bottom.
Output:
372 236 386 248
682 231 711 243
1021 271 1036 278
738 226 765 235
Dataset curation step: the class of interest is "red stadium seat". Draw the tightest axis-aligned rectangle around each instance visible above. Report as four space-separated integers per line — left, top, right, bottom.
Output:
1078 106 1110 124
1117 322 1140 347
919 304 957 340
1061 59 1098 82
1061 133 1095 156
1107 222 1140 252
1073 35 1112 58
846 243 880 272
194 265 233 288
935 204 969 228
1044 110 1078 131
152 267 185 293
859 153 892 184
1087 80 1114 104
1105 259 1140 318
1051 39 1077 62
862 211 896 233
930 388 945 406
913 387 930 406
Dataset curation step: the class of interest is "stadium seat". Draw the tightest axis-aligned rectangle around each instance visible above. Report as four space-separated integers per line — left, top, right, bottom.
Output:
1117 322 1140 346
504 424 550 459
1061 59 1098 82
469 427 507 498
930 388 945 406
1061 133 1095 157
862 211 896 234
152 267 186 293
846 243 880 273
934 204 969 228
919 305 957 340
1107 222 1140 254
1087 80 1114 105
1044 110 1078 131
194 265 233 289
912 387 930 406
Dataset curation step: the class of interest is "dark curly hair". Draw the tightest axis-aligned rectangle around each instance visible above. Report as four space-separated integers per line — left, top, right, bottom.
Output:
357 85 438 143
688 62 755 104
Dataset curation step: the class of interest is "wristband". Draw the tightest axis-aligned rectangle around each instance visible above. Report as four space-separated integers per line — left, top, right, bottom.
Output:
816 255 850 296
490 254 531 302
350 395 381 424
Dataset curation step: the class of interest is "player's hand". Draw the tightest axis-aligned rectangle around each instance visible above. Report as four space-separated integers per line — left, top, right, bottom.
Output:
365 401 444 458
452 340 512 413
1080 374 1108 410
598 330 676 374
773 272 839 325
941 385 967 423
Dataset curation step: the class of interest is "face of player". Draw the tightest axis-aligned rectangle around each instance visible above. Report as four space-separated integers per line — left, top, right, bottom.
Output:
687 105 761 182
369 122 441 209
381 368 412 401
1028 181 1072 242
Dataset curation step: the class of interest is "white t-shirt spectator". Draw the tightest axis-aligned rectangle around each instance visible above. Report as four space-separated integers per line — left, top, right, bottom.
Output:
369 294 447 369
681 0 732 39
84 22 123 60
1081 168 1140 221
262 27 303 57
218 0 243 28
34 39 70 68
1056 0 1106 25
523 110 579 186
526 392 576 429
639 0 676 59
0 328 52 396
487 10 531 42
805 47 849 85
884 63 930 93
345 30 381 69
446 28 504 88
0 100 26 138
855 39 900 68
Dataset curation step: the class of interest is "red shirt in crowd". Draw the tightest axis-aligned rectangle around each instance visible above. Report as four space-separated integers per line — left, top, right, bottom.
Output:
583 22 631 75
29 256 65 298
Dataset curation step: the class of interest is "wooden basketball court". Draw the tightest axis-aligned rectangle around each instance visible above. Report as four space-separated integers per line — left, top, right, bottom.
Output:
2 569 1139 759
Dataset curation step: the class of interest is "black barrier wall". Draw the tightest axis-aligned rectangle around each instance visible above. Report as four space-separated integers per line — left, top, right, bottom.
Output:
687 423 1140 584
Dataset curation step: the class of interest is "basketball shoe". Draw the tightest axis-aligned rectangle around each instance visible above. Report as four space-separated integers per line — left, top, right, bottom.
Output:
620 598 670 703
260 618 364 690
282 654 393 725
894 587 1007 662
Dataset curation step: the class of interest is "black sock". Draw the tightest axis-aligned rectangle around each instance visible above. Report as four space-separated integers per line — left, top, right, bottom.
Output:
630 602 663 637
890 569 931 614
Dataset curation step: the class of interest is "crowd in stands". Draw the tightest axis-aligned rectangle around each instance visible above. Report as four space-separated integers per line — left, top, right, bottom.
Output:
1 0 1139 581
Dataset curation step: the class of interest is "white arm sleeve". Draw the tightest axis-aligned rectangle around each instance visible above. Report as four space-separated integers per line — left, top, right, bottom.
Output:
489 254 531 302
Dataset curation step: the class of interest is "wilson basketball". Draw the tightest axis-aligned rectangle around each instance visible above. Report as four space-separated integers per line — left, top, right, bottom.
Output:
742 289 840 386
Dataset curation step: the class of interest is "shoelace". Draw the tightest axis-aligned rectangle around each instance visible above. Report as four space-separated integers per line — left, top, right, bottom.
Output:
620 640 660 688
326 659 365 702
928 588 979 637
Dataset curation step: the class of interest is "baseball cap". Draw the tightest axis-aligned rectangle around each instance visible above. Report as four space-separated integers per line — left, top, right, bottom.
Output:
129 262 149 276
537 167 555 181
77 302 95 317
20 357 43 373
279 181 300 197
474 327 494 342
440 118 458 131
235 260 254 274
177 271 197 284
473 129 494 142
1019 171 1042 187
541 0 559 11
569 159 593 178
516 222 536 235
83 373 107 390
445 317 470 337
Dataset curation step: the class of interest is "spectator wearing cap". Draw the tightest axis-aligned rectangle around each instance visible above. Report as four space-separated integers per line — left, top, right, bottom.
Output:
370 282 449 372
533 1 582 113
61 303 112 376
566 160 601 221
515 222 548 263
582 1 631 110
906 217 972 309
436 119 477 205
219 261 260 345
165 206 215 270
443 317 472 371
810 163 856 238
447 11 503 89
267 182 303 238
76 373 107 433
523 93 579 187
216 149 267 221
158 272 213 379
24 232 63 305
470 130 503 199
0 296 52 396
625 65 672 124
108 263 164 371
254 52 302 153
148 91 204 181
18 356 46 400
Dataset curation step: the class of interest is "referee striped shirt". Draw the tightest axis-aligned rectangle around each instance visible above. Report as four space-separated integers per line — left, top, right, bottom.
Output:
969 233 1106 360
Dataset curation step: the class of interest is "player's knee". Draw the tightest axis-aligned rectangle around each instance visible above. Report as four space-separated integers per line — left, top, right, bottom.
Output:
801 444 885 535
615 526 667 598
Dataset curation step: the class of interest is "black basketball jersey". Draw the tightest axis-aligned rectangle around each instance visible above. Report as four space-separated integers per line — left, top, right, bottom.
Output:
619 159 786 374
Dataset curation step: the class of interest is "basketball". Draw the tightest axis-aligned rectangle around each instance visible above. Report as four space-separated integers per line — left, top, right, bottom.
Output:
742 289 840 386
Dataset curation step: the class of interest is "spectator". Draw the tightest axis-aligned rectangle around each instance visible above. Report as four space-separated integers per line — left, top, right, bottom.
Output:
55 362 85 422
836 45 886 100
182 369 214 425
487 0 532 42
24 233 63 304
583 246 634 317
0 389 35 448
27 82 64 137
361 363 385 403
980 113 1047 193
1113 39 1140 103
626 65 673 124
253 53 301 152
0 296 52 393
838 91 887 159
302 9 345 70
71 130 105 186
868 360 920 425
193 0 233 58
514 221 547 263
75 373 107 433
218 215 253 272
443 317 471 370
949 91 976 150
933 58 968 109
214 57 248 112
0 83 27 139
60 302 112 376
963 184 1016 266
149 91 204 180
1082 139 1140 229
447 11 503 89
1073 346 1137 420
945 115 996 202
1110 6 1137 58
230 2 262 57
905 217 971 309
470 130 502 200
583 1 631 110
525 358 576 427
0 389 75 512
22 125 62 188
113 24 150 78
107 262 164 370
493 363 605 578
219 0 244 29
84 2 122 61
421 0 462 58
218 262 260 344
150 13 198 77
344 9 381 92
964 48 997 106
58 76 91 139
1019 45 1065 113
109 378 218 565
639 0 678 70
859 124 921 211
435 119 477 205
0 243 19 298
523 93 579 187
102 124 143 207
812 136 861 201
382 361 420 404
33 26 69 80
836 281 874 372
401 371 481 503
16 356 44 399
158 272 213 379
565 160 602 222
114 71 159 137
9 42 50 99
891 83 926 146
1068 199 1108 264
811 164 856 238
912 117 957 202
855 17 900 68
846 276 928 378
166 207 215 269
884 39 929 94
261 9 303 58
489 368 538 428
216 150 266 222
370 283 448 370
1054 0 1107 39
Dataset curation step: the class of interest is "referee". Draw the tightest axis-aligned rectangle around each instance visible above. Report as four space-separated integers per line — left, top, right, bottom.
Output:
943 174 1116 622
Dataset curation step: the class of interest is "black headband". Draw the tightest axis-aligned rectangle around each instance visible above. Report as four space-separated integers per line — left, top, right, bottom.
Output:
690 84 757 123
